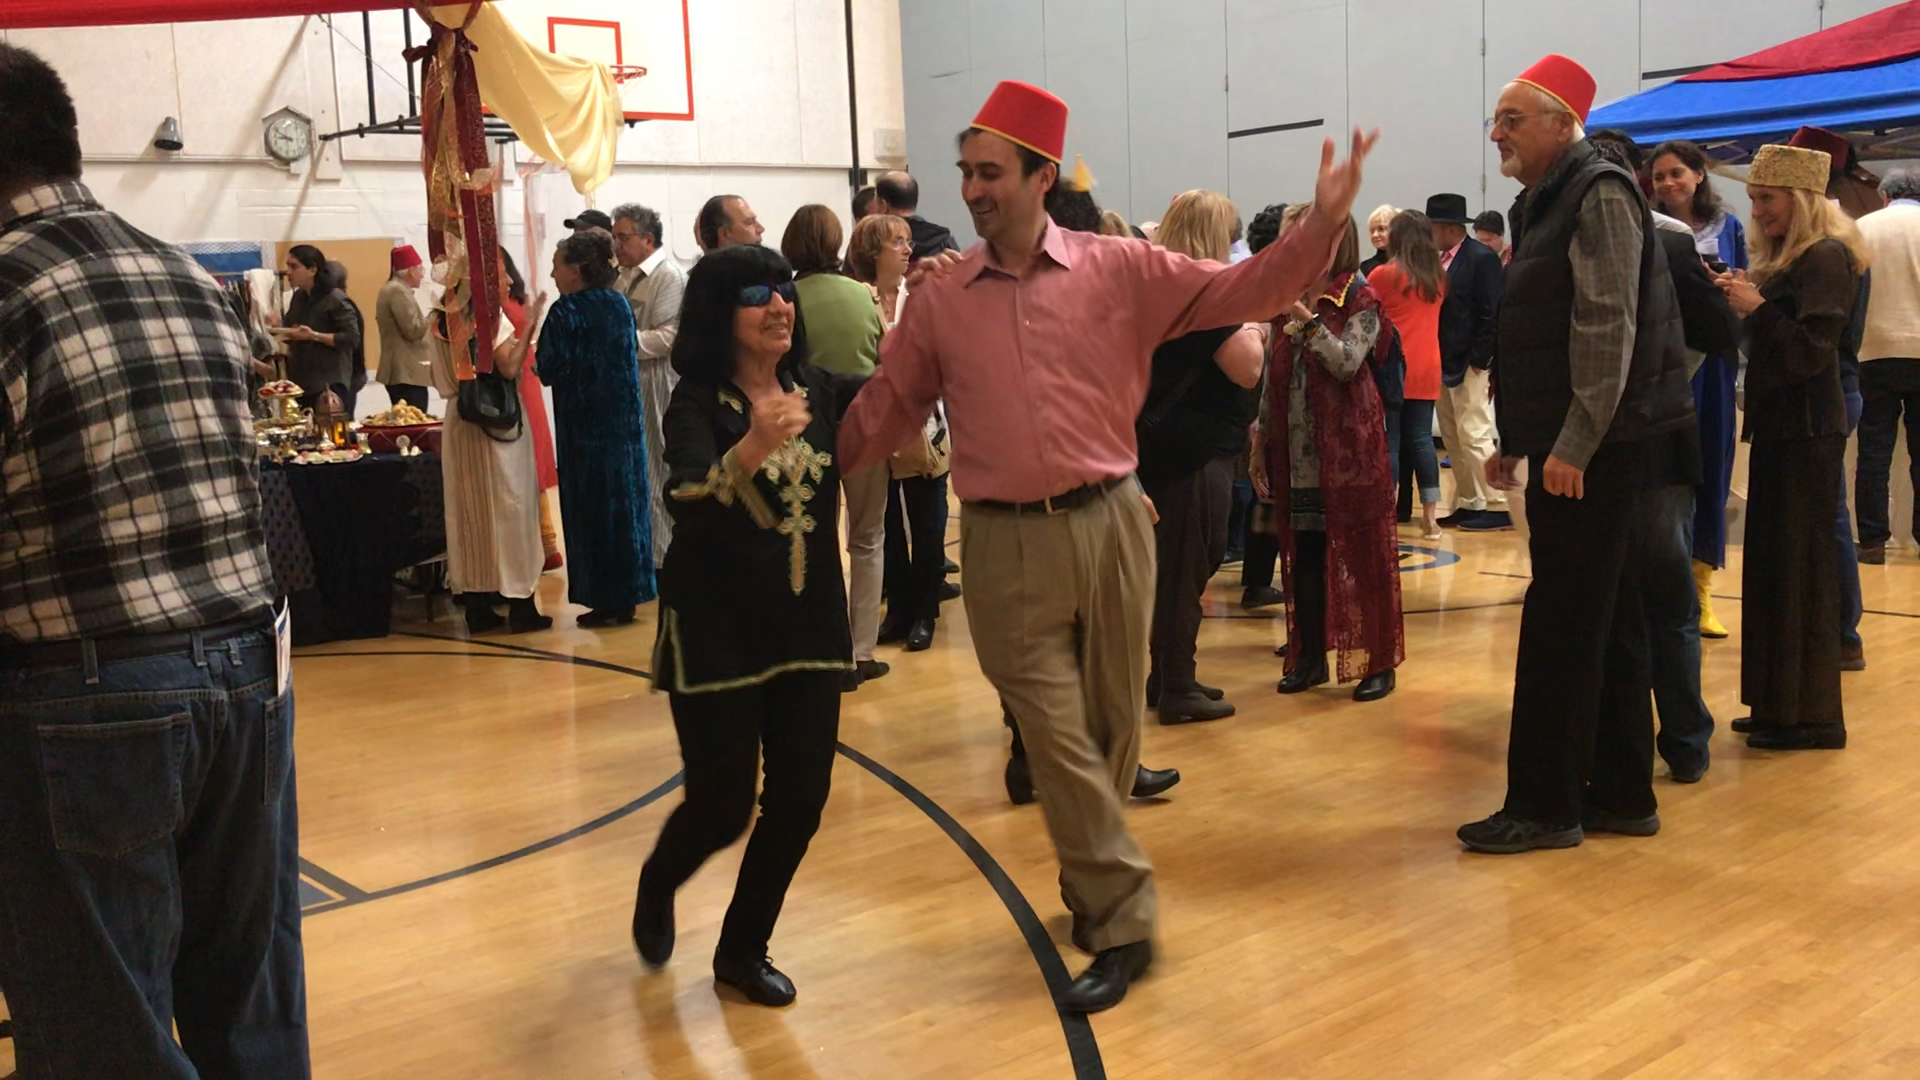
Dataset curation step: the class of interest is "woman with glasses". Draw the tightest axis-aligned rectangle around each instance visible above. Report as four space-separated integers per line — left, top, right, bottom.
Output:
1649 139 1748 639
632 244 866 1008
535 231 656 628
781 204 892 690
1716 144 1869 751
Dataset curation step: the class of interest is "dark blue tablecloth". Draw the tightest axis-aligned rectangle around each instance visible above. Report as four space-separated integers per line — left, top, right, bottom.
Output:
260 453 444 644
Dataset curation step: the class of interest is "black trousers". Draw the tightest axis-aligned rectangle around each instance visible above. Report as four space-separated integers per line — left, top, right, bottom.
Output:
1288 528 1329 669
1504 442 1658 826
1855 359 1920 546
639 670 841 962
1148 455 1233 692
883 474 948 625
385 383 431 412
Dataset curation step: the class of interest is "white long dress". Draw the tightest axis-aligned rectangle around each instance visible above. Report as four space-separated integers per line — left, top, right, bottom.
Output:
429 320 543 600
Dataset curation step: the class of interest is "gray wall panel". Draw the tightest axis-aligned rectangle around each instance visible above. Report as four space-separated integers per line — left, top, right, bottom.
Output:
1348 0 1486 222
899 0 969 78
1639 0 1818 79
1048 45 1136 224
904 71 981 246
1128 23 1229 222
968 0 1048 92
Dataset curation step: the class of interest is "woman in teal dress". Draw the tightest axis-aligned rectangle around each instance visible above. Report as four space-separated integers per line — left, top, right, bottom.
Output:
537 231 656 626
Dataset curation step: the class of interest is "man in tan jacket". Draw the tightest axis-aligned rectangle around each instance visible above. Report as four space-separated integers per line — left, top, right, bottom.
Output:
375 244 431 411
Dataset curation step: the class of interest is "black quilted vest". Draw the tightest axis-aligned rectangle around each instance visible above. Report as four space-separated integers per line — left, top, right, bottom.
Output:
1497 141 1694 460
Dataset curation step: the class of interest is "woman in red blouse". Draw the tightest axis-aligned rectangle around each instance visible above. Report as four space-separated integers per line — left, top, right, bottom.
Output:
1364 211 1446 539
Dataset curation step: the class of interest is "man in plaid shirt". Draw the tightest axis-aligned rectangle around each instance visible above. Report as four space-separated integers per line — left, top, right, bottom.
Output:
0 44 309 1078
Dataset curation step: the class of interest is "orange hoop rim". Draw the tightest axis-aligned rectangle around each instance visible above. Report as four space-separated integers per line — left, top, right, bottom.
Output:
609 64 648 84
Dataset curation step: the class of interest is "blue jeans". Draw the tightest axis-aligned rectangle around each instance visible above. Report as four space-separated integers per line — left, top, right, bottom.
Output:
1400 398 1442 505
1641 484 1713 772
1839 385 1864 649
0 623 310 1078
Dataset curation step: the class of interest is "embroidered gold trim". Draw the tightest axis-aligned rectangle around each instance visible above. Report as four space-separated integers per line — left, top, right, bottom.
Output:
653 607 853 695
668 447 776 528
761 438 834 594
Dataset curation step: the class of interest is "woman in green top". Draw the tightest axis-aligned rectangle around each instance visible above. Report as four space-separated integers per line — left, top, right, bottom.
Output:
781 205 891 689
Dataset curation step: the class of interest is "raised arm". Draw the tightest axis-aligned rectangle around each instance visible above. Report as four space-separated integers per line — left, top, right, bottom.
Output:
1128 129 1378 348
837 284 941 474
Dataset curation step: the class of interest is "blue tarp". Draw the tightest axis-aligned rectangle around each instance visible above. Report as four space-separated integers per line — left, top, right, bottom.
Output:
1589 55 1920 157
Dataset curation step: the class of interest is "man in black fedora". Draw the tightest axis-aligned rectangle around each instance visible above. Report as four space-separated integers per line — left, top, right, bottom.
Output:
1428 192 1511 531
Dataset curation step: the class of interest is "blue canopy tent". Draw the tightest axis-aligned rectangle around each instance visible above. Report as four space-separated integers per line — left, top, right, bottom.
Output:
1589 1 1920 162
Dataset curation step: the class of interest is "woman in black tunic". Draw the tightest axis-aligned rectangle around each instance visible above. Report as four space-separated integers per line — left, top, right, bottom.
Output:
1717 144 1871 751
278 244 359 411
632 245 862 1007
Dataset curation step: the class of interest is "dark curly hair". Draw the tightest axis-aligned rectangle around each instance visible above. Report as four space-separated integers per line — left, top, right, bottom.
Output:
670 244 809 381
555 232 617 290
1247 203 1287 254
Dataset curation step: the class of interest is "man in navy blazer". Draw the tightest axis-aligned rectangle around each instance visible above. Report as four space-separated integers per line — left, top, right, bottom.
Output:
1429 193 1512 530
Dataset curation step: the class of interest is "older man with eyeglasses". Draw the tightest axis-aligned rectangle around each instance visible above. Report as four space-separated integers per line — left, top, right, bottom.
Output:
612 203 687 566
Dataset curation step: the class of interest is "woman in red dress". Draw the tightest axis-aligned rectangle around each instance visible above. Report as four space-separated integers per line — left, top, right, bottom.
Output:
501 247 562 570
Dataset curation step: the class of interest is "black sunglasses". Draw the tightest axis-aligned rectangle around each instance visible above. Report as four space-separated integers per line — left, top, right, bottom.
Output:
738 281 796 307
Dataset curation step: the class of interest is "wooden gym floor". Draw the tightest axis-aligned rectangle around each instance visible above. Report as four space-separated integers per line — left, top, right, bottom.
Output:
3 510 1918 1079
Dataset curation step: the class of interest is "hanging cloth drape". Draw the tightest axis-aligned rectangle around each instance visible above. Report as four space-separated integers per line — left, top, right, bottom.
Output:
433 3 623 195
410 1 498 381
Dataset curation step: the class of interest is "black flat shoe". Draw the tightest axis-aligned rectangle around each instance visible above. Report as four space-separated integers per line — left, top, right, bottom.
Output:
463 594 505 634
939 582 963 603
857 659 890 682
906 620 935 651
1158 690 1235 724
1057 941 1153 1014
1278 664 1330 694
1730 716 1763 734
632 882 674 968
1352 670 1395 702
1005 753 1035 806
713 954 796 1008
1456 811 1583 855
576 607 635 629
1746 724 1846 751
1241 585 1286 609
1666 758 1708 784
944 556 959 574
877 618 910 646
1130 764 1180 799
1841 642 1866 671
507 597 552 634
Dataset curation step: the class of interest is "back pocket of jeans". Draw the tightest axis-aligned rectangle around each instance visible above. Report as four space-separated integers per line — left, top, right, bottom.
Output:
37 713 190 859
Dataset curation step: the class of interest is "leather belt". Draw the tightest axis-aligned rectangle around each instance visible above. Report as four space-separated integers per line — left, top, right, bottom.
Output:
968 475 1129 515
1 612 276 670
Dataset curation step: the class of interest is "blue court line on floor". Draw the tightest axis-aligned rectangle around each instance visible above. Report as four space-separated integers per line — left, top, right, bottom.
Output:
836 743 1106 1080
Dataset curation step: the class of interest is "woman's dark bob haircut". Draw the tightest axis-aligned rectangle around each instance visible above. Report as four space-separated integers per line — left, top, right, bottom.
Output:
670 244 810 381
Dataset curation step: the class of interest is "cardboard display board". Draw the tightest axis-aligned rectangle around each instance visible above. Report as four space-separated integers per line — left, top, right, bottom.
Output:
273 238 407 406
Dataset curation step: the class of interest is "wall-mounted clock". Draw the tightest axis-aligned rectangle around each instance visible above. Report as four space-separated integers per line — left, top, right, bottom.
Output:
263 110 313 164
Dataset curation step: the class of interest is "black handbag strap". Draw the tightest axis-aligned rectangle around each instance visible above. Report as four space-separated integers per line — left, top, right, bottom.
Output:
1139 361 1211 431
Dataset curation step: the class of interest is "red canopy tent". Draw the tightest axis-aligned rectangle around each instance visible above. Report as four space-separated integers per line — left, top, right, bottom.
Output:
0 0 412 29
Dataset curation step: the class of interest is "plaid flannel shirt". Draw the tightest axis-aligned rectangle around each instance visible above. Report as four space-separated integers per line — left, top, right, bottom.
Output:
1 182 275 643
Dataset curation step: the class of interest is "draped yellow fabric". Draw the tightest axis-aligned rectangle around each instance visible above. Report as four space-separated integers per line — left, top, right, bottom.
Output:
427 3 624 194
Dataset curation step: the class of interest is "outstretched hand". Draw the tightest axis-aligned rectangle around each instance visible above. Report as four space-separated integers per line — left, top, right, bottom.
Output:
1312 127 1382 225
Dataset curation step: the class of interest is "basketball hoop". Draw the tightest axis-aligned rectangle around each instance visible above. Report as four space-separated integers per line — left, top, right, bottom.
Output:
609 64 647 85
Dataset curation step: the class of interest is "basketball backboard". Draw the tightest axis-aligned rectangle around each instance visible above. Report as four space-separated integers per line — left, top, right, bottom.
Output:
499 0 692 121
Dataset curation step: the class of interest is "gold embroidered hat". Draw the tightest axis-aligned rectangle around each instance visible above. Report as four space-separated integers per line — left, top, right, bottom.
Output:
1748 144 1832 193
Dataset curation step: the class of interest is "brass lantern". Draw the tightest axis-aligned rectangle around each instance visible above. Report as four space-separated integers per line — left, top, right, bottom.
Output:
314 388 349 447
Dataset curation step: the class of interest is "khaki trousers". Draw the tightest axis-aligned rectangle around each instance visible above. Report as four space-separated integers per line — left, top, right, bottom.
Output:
842 464 890 662
1438 368 1507 512
960 481 1157 950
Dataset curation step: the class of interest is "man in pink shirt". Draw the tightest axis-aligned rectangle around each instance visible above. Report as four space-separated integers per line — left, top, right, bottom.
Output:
839 80 1376 1013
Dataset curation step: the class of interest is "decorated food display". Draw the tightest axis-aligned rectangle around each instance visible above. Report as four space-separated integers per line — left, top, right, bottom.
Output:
361 400 443 454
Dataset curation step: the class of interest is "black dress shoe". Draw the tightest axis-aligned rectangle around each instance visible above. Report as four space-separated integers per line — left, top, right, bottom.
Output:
464 597 505 635
906 620 935 651
1841 642 1866 671
1005 753 1035 805
1746 724 1846 751
1352 670 1395 702
939 582 963 603
507 597 552 634
1666 759 1708 784
877 617 910 646
632 883 674 968
1131 764 1180 798
576 607 635 628
1278 662 1330 694
1456 811 1583 854
1857 543 1886 565
1057 941 1153 1014
713 954 797 1007
1436 509 1469 528
1582 808 1660 837
1458 510 1515 532
1241 585 1286 609
1194 682 1224 701
1730 716 1760 734
1158 690 1235 724
944 557 959 574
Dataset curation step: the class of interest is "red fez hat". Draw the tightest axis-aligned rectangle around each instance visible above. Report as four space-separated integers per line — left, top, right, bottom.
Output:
391 244 423 272
971 80 1067 163
1514 54 1597 124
